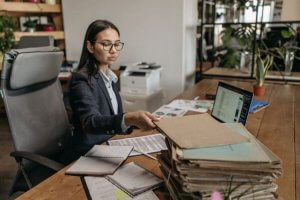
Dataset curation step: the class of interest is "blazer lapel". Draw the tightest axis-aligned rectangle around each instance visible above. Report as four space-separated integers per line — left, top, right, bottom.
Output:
94 73 114 114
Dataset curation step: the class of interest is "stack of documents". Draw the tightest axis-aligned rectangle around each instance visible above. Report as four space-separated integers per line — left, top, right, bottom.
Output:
82 162 162 199
155 114 282 200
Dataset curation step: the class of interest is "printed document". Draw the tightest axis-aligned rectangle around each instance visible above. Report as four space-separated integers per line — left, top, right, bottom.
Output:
108 134 167 156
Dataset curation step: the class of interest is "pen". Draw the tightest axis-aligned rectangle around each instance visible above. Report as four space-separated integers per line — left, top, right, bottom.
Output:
134 148 158 161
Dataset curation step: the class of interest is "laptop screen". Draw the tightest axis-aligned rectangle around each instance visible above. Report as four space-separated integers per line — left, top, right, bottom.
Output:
211 82 253 125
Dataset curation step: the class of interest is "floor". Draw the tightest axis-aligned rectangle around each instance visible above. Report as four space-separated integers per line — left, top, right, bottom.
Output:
0 101 17 200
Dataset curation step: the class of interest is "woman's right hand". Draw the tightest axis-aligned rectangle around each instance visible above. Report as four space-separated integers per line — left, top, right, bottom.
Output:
124 110 160 130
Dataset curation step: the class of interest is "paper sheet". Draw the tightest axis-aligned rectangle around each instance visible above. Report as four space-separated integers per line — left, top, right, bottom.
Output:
152 105 187 118
84 176 159 200
168 99 214 113
108 134 167 156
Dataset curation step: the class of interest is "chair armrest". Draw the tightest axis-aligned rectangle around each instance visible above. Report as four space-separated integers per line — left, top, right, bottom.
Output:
10 151 64 171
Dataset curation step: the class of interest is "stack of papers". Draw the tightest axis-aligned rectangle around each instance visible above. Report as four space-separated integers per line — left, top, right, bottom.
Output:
155 114 282 200
106 162 163 197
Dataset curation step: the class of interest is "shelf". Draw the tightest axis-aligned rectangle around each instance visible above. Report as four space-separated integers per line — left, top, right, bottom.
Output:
200 20 300 26
14 31 64 41
0 2 61 13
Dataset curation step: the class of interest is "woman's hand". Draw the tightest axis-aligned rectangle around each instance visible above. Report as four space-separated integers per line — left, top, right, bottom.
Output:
124 110 160 130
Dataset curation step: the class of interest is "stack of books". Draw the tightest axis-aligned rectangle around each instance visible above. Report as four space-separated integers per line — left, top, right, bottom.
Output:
155 114 282 200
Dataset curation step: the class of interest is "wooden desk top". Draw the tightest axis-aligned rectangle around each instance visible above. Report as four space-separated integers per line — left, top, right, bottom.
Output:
17 79 300 200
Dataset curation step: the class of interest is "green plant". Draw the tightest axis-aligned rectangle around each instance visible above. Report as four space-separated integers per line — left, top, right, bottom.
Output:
276 25 300 61
220 24 255 68
256 25 300 82
0 16 15 54
255 48 274 86
23 19 38 29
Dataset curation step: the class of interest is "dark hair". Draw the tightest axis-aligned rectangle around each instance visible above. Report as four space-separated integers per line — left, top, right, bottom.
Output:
77 19 120 77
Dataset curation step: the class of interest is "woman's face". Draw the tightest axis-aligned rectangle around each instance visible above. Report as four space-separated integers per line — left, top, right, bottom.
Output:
87 28 121 68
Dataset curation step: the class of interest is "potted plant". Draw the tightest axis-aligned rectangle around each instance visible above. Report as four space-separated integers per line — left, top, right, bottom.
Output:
0 16 15 69
23 19 38 32
275 26 300 76
220 24 255 69
253 48 274 96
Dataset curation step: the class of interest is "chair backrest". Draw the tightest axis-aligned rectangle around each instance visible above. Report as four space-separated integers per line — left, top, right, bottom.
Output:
1 47 70 158
18 36 55 49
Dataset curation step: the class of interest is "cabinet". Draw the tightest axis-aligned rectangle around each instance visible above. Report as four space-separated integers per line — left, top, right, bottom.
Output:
0 0 65 49
197 0 300 83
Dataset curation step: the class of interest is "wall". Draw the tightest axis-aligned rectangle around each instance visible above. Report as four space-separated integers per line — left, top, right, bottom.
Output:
281 0 300 21
62 0 197 101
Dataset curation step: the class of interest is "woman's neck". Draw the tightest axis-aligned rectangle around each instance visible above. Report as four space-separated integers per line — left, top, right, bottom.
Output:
99 65 109 73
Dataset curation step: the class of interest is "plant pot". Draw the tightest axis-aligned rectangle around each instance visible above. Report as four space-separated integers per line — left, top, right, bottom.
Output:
26 27 36 32
43 25 55 31
253 85 265 97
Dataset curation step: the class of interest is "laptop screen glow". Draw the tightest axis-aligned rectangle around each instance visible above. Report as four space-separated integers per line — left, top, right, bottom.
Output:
211 82 253 125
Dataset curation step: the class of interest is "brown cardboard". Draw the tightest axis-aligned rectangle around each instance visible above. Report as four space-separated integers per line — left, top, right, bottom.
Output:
155 113 248 149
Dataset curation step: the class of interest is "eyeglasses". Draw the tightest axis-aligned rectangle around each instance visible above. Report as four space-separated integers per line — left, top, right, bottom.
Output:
95 41 124 51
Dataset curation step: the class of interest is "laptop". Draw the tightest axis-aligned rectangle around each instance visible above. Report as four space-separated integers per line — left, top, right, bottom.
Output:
211 82 253 125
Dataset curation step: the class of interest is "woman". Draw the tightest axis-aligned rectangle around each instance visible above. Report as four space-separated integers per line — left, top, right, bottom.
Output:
63 20 159 164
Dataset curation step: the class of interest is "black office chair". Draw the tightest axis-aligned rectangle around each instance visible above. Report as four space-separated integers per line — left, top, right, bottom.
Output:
17 36 55 49
1 47 72 197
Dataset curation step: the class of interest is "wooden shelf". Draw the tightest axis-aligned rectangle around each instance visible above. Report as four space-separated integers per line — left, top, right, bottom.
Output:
0 2 61 13
14 31 64 41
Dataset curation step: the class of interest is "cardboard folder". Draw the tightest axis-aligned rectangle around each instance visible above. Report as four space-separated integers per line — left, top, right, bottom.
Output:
154 113 248 149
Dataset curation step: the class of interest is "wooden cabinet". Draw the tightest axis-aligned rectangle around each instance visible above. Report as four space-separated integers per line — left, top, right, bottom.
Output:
0 0 65 48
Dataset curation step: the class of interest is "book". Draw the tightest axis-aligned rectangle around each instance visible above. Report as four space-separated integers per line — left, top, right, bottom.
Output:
106 162 163 197
65 145 133 176
249 98 269 113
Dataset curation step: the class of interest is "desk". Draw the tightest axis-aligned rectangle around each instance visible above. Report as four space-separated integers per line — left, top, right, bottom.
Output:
58 72 72 81
16 79 300 200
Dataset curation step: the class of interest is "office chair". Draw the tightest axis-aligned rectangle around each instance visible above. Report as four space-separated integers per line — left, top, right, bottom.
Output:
17 36 55 48
1 47 72 197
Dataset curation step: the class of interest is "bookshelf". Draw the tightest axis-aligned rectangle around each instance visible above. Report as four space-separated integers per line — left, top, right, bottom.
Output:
0 1 61 13
0 0 65 46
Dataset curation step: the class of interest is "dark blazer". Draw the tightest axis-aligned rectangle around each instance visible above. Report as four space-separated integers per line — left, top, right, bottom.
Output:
63 71 125 162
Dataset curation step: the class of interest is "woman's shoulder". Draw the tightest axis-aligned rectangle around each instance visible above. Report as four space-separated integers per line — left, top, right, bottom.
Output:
71 69 99 88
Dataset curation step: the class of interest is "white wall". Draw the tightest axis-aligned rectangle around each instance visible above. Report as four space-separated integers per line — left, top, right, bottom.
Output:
62 0 197 101
281 0 300 21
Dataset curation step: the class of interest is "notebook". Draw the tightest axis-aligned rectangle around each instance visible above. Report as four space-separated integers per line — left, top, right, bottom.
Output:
82 176 159 200
249 98 269 113
65 145 133 176
211 82 253 125
106 162 163 197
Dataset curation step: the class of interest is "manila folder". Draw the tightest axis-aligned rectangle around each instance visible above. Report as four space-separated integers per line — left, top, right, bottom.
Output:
155 113 248 149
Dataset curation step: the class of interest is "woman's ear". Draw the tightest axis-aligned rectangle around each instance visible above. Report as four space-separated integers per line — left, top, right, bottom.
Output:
87 41 94 54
